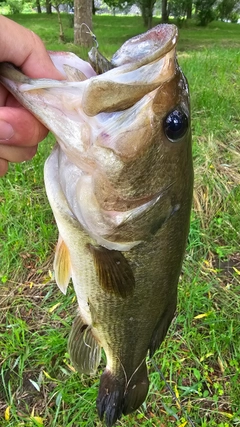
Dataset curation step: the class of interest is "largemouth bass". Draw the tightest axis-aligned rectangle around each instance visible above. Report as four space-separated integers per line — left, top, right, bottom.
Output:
0 24 193 426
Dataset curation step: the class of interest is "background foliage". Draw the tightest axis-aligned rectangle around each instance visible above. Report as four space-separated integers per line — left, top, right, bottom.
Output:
0 0 239 25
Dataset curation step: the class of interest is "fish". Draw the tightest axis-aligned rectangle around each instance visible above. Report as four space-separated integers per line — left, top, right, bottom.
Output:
0 24 193 426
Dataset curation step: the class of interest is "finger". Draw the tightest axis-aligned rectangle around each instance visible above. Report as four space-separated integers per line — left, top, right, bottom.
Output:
0 106 48 146
0 16 63 80
0 143 38 163
0 83 8 106
0 158 8 176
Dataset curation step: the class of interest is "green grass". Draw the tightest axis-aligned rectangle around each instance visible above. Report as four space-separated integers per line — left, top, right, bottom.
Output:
0 13 240 427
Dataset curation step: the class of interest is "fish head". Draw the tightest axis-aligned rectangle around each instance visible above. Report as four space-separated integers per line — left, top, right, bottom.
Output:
87 25 192 212
0 24 192 248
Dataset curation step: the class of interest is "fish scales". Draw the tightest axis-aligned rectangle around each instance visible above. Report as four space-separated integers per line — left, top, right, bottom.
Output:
0 24 193 426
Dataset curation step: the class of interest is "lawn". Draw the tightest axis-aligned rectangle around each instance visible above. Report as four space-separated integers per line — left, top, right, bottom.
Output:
0 13 240 427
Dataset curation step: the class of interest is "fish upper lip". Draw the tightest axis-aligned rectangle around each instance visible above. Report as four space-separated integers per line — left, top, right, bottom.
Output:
111 24 178 68
82 24 178 116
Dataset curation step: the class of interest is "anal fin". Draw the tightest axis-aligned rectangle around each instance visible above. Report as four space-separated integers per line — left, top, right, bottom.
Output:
68 315 101 375
53 235 71 294
88 244 135 298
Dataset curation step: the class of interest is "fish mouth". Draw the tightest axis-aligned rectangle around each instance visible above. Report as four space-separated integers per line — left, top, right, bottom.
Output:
0 25 182 255
0 24 178 116
111 24 178 68
0 24 178 171
79 24 178 116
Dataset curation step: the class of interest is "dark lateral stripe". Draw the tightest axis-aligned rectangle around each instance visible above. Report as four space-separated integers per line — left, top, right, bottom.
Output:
88 244 135 299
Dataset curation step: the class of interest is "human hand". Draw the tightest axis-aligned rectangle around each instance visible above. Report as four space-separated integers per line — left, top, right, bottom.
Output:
0 16 63 176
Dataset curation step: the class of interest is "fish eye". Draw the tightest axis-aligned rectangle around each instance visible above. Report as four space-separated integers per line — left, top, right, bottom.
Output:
164 108 189 142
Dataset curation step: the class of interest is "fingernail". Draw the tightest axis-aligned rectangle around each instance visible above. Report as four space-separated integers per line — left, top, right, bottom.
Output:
0 120 14 141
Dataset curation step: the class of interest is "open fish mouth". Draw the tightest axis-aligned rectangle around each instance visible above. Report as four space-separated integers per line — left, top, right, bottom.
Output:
0 24 188 251
0 24 177 115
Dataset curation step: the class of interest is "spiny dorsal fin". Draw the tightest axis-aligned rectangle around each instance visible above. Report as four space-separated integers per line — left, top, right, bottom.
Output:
88 244 135 298
53 235 71 295
68 315 101 375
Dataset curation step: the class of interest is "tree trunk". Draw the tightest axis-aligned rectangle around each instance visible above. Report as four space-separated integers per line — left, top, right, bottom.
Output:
36 0 42 13
147 11 153 29
46 0 52 14
186 0 192 19
161 0 168 23
142 5 148 26
92 0 96 15
56 5 65 42
140 3 146 26
74 0 92 47
140 1 155 29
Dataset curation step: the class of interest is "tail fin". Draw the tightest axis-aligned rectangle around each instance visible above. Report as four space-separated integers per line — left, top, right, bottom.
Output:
96 370 124 427
123 362 149 416
96 362 149 427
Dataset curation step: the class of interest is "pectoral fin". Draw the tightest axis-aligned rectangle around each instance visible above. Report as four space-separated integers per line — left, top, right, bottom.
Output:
68 315 101 375
53 235 71 295
88 244 135 298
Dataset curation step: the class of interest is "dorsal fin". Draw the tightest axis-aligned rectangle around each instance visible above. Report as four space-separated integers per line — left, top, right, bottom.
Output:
87 244 135 298
53 235 71 294
68 315 101 375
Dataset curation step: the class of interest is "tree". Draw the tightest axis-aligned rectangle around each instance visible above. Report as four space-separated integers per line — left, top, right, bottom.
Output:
168 0 193 21
46 0 52 14
51 0 65 41
217 0 240 21
161 0 168 22
136 0 157 28
195 0 217 26
103 0 124 7
105 0 156 27
186 0 192 18
36 0 42 13
74 0 92 47
5 0 24 13
103 0 134 14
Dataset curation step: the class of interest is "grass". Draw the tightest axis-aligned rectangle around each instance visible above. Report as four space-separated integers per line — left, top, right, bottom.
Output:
0 13 240 427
